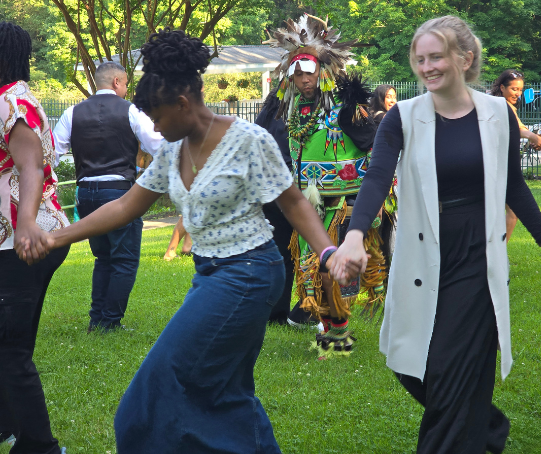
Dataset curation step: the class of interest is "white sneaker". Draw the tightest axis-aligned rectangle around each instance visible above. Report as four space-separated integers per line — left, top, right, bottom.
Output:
61 447 67 454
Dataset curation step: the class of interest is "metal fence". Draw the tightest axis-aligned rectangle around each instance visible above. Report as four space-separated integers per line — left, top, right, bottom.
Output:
41 81 541 179
42 99 265 128
41 99 85 131
207 101 263 122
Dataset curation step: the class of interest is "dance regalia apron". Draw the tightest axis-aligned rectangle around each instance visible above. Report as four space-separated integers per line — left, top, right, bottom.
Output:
288 94 389 319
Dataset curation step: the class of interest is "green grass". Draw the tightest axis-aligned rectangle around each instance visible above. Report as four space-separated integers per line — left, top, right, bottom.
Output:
2 182 541 453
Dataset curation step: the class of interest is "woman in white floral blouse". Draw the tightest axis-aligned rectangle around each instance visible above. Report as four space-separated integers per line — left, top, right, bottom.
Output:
18 29 343 453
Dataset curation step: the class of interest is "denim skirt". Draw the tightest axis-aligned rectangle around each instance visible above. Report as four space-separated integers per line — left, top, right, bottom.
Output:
115 240 285 454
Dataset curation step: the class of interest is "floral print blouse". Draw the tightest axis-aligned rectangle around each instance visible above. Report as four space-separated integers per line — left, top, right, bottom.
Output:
0 81 69 250
137 118 293 257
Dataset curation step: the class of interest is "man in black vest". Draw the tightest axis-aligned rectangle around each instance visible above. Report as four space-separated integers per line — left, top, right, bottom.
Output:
54 62 163 332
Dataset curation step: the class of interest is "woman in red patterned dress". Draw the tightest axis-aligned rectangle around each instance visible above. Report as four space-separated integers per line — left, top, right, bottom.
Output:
0 22 69 454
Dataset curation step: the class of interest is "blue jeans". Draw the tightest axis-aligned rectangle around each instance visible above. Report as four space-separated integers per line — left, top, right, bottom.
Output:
115 241 285 454
77 186 143 328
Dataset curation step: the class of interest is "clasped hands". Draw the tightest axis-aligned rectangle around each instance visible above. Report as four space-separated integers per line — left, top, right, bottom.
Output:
327 230 370 285
529 134 541 150
14 222 54 265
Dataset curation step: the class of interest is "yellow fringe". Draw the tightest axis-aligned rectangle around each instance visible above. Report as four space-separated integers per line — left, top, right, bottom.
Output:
289 200 354 320
359 227 388 319
289 230 304 302
288 230 299 263
328 199 348 246
332 279 351 319
361 292 386 320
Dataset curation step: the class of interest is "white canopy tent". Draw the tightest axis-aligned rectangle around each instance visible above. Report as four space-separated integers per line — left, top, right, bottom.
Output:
84 45 284 99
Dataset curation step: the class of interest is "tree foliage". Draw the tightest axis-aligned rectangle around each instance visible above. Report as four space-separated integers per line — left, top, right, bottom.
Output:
3 0 541 95
306 0 541 83
45 0 269 97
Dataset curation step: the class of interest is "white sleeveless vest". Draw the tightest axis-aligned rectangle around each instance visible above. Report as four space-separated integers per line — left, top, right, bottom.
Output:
381 88 512 380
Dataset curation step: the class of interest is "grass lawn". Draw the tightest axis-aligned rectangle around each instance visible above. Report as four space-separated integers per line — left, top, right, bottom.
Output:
2 183 541 453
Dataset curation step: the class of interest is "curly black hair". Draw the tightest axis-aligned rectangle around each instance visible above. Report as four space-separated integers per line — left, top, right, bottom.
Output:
490 69 524 97
0 22 32 85
133 28 211 113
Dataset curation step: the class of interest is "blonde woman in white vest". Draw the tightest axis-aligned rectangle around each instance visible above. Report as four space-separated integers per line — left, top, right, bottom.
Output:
330 16 541 454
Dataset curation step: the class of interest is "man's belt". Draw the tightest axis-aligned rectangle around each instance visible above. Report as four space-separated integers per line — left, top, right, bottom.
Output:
439 194 484 212
77 180 133 190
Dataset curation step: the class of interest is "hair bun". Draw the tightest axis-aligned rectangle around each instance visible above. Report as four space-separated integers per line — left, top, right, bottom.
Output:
141 28 211 77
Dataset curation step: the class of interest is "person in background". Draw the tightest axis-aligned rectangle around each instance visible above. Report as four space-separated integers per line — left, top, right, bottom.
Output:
265 14 380 345
53 62 163 333
255 87 295 324
331 15 541 453
163 217 192 260
369 84 399 266
0 21 69 454
491 69 541 241
369 84 397 126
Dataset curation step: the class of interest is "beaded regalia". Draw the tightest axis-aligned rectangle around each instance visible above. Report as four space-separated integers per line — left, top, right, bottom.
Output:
266 14 391 327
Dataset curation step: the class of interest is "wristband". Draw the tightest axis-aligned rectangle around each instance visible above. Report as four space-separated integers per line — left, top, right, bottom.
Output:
319 246 337 263
319 246 337 272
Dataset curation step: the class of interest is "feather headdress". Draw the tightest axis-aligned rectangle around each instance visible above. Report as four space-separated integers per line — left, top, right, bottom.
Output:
264 14 357 121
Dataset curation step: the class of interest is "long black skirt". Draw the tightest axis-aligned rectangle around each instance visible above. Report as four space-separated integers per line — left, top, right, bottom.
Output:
397 201 509 454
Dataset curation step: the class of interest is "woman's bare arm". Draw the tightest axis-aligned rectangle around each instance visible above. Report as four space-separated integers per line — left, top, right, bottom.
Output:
18 184 161 262
10 119 48 263
52 184 161 248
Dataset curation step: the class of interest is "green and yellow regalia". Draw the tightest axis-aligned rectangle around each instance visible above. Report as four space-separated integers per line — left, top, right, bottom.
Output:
265 14 390 322
287 94 387 320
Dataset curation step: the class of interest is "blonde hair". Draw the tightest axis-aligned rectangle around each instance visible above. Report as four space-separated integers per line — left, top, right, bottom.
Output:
409 16 482 83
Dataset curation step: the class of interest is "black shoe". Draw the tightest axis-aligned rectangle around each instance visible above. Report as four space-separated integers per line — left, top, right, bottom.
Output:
268 310 289 325
286 300 319 329
87 324 97 334
102 324 134 333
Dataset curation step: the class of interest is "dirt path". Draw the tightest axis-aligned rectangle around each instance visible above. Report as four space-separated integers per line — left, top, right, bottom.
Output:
142 215 179 231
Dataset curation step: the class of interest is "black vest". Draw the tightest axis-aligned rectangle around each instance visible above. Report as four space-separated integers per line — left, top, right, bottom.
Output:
71 94 139 182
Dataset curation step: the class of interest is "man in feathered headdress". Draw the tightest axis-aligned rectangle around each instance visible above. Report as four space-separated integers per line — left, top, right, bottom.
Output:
265 14 388 357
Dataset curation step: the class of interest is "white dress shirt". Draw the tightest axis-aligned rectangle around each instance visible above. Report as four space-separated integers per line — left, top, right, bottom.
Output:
53 89 164 181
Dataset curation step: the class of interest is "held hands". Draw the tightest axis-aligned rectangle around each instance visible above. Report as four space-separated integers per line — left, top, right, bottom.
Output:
328 230 370 285
529 133 541 150
14 222 54 265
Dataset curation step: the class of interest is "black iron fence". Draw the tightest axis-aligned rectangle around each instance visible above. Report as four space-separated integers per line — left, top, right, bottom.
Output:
42 99 266 130
206 101 263 123
41 81 541 179
41 99 84 131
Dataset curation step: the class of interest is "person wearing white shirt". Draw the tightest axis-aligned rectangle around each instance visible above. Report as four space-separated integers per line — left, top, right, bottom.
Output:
53 62 163 333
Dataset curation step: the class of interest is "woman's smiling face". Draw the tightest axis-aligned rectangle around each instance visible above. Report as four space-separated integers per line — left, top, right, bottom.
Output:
501 79 524 106
384 88 397 111
414 33 463 94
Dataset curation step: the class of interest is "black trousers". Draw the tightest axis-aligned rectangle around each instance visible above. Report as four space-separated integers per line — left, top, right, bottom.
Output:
262 201 294 324
397 202 509 454
0 246 69 454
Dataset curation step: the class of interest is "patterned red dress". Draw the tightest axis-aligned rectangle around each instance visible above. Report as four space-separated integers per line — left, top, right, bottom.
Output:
0 80 69 250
